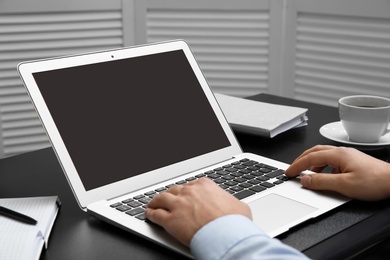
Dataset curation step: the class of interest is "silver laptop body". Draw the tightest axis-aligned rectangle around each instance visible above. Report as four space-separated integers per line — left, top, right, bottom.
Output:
18 40 349 257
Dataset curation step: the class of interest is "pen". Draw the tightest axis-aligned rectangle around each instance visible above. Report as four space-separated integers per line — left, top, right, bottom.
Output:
0 206 37 225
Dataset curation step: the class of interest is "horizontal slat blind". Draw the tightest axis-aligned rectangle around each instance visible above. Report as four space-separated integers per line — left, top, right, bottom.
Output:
0 10 125 157
294 13 390 107
146 8 270 97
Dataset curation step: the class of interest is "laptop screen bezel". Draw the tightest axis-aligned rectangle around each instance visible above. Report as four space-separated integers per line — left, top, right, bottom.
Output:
18 40 243 209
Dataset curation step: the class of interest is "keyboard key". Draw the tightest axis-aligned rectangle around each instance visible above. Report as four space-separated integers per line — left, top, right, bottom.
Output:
127 201 142 208
135 213 147 220
122 198 134 204
225 181 238 186
133 195 145 200
216 170 229 176
259 167 272 173
139 197 151 204
261 164 278 170
248 179 261 185
155 187 167 192
277 176 290 181
224 168 238 172
207 173 220 179
242 174 256 180
222 175 235 181
234 177 247 183
250 171 264 176
144 191 156 196
260 182 275 188
257 176 270 181
126 207 144 216
110 202 122 208
265 169 284 178
213 178 225 184
230 186 244 192
233 190 255 200
116 205 131 212
247 166 260 171
242 160 257 166
249 185 267 193
239 183 253 188
230 172 244 177
219 184 229 189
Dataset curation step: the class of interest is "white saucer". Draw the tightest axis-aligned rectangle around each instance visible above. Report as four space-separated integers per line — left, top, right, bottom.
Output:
319 121 390 146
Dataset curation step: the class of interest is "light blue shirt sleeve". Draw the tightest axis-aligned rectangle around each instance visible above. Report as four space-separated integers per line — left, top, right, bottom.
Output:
190 215 309 260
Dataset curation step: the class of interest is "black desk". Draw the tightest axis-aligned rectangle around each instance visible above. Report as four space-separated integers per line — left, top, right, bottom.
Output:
1 93 390 259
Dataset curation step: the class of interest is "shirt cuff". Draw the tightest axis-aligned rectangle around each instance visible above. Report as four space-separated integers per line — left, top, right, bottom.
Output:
190 214 268 260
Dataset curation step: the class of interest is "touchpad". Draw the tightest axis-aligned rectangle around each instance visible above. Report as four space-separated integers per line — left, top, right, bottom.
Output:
248 193 318 234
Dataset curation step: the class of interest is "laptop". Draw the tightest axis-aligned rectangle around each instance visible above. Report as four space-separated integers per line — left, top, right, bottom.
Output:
18 40 349 257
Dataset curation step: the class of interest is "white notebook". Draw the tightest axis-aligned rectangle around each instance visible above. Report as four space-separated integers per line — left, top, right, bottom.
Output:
215 93 308 137
0 196 60 260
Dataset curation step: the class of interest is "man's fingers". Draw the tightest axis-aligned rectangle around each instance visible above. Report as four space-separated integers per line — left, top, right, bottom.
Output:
145 208 170 226
165 184 183 195
146 191 178 225
301 173 347 195
286 149 343 177
147 191 177 210
290 145 334 163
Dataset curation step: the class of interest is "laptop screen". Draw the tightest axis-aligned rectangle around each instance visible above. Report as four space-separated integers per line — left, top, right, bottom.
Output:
32 50 231 191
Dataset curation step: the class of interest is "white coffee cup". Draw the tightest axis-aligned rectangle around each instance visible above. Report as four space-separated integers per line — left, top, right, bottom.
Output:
339 95 390 143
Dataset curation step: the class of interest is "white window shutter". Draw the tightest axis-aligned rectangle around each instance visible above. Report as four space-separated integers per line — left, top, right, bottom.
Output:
2 0 390 157
144 0 275 97
284 0 390 107
0 0 136 157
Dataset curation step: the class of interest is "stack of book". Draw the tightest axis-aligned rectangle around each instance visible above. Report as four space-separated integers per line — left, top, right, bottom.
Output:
215 93 308 138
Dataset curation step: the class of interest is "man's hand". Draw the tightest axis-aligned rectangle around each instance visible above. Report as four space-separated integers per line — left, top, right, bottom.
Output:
285 145 390 201
145 177 252 246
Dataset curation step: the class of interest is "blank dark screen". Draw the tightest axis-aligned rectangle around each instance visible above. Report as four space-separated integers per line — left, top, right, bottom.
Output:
33 50 231 191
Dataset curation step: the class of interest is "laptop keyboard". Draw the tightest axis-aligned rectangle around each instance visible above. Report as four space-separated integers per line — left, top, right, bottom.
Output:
110 158 291 221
